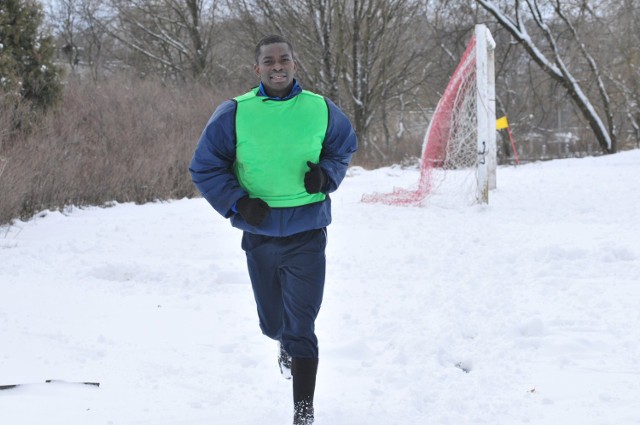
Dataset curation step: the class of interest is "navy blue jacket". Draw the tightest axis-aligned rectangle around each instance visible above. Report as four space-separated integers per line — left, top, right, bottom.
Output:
189 82 358 237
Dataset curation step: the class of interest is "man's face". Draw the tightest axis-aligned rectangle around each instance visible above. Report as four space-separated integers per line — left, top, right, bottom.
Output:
254 42 297 98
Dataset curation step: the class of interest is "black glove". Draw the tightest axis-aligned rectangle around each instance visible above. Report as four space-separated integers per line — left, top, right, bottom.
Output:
304 161 327 194
236 197 271 227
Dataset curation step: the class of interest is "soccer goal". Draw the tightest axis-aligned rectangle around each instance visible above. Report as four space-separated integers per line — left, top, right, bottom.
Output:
362 24 496 207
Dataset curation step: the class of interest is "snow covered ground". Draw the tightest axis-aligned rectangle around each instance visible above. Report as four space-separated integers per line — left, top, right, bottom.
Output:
1 150 640 425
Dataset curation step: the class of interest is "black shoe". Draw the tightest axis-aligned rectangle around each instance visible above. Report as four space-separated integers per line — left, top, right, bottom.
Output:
278 342 292 380
292 357 318 425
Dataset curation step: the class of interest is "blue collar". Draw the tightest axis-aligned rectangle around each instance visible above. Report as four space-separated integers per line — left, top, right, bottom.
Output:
257 80 302 100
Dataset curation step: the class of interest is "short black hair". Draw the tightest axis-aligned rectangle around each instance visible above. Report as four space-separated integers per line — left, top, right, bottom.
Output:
254 34 295 64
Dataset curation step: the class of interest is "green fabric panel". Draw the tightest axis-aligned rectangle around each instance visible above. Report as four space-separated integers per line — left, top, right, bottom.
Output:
234 88 328 207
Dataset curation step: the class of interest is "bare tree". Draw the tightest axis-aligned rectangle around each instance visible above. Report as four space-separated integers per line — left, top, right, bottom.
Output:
48 0 82 73
79 0 113 81
227 0 433 162
476 0 616 153
580 0 640 148
227 0 341 102
48 0 112 81
105 0 219 82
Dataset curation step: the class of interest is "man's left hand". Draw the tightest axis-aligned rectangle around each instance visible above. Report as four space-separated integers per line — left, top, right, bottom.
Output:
304 161 327 194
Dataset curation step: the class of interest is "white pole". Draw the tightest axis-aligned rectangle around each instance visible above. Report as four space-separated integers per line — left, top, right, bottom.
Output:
485 27 497 190
475 24 490 203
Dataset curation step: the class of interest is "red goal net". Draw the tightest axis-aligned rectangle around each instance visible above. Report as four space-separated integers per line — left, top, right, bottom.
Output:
362 33 480 206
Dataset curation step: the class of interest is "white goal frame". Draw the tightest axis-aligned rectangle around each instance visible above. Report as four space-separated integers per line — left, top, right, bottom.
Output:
475 24 497 203
362 24 497 206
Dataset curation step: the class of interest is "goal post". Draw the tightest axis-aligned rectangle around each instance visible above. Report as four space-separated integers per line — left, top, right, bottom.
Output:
362 24 497 207
476 24 497 202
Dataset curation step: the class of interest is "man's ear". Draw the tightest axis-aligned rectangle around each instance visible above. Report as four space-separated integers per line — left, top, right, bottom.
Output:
254 63 260 77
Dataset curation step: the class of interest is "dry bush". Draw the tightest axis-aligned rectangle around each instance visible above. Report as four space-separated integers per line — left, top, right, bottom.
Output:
0 73 427 225
0 74 232 225
351 130 424 170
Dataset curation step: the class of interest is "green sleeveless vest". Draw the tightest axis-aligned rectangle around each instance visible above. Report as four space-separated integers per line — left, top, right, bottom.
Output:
234 88 328 208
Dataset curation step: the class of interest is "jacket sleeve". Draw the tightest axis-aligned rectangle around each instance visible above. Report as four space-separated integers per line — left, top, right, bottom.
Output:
189 100 247 218
320 98 358 193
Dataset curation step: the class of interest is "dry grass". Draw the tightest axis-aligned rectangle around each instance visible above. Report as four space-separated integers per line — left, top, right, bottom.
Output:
0 74 232 225
0 74 429 225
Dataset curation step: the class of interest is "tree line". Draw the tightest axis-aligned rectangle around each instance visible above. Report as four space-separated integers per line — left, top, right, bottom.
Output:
4 0 640 160
41 0 640 158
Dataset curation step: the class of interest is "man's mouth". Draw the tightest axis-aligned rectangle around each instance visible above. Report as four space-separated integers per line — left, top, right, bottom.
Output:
270 74 287 82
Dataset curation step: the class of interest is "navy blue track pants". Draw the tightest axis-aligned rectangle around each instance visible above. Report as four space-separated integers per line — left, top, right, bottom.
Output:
241 228 327 359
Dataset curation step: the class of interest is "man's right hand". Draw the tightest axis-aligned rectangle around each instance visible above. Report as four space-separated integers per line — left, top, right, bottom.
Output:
236 197 271 226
